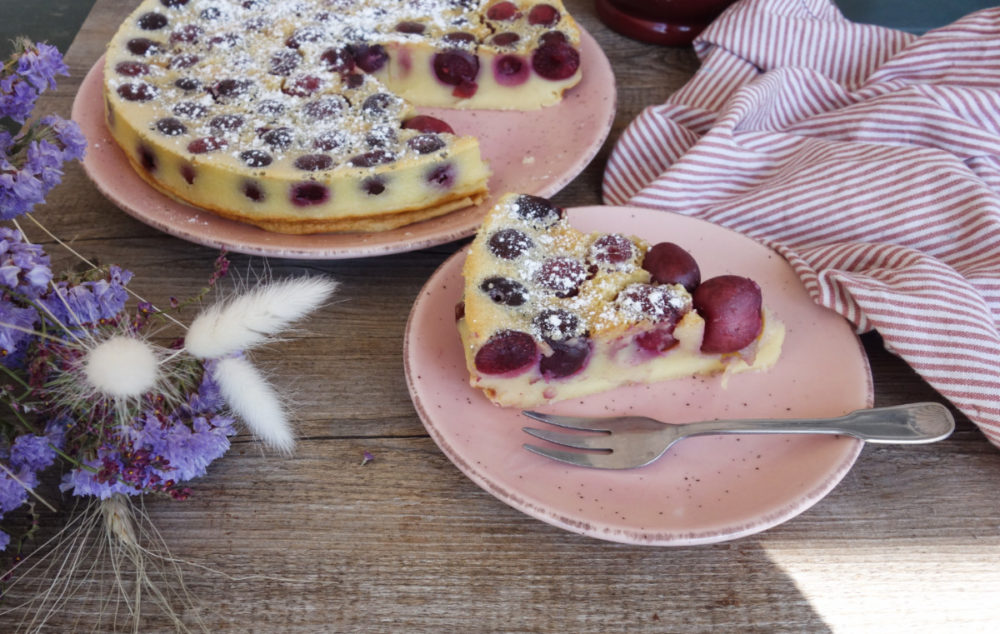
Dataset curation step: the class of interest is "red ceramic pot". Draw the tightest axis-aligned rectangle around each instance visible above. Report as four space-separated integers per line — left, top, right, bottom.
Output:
596 0 738 46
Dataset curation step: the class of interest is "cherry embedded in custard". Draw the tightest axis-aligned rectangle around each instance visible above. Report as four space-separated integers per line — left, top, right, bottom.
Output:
617 283 684 323
257 99 286 118
361 92 394 117
172 101 208 119
240 149 273 167
635 327 679 353
490 32 520 47
474 330 538 376
589 234 636 269
261 127 294 150
426 163 455 188
401 115 454 135
285 26 323 49
139 145 156 172
294 154 334 171
349 150 394 168
126 38 163 56
174 77 200 91
539 338 591 379
643 242 701 292
320 46 355 73
187 136 227 154
487 228 534 260
443 31 477 45
168 53 199 69
155 117 187 136
395 21 425 34
117 82 157 102
493 54 528 86
290 182 330 207
692 276 763 354
283 74 321 97
210 78 252 101
486 1 519 20
363 177 386 196
303 96 346 120
137 12 168 30
115 61 149 76
532 40 580 80
200 7 221 20
535 257 588 298
160 0 190 6
351 43 389 73
539 30 568 46
269 49 300 76
313 131 342 151
243 181 265 202
512 194 562 228
210 113 244 133
528 4 560 26
170 24 203 44
532 308 582 342
480 276 529 307
407 134 446 154
180 164 196 185
432 50 479 95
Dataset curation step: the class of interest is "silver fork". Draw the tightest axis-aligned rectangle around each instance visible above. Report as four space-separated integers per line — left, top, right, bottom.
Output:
522 402 955 470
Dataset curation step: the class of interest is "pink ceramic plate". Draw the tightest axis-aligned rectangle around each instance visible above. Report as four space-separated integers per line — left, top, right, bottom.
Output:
404 206 874 545
71 27 614 259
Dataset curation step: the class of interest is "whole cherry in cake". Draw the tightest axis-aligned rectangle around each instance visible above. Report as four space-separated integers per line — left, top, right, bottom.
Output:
457 193 786 407
102 1 584 234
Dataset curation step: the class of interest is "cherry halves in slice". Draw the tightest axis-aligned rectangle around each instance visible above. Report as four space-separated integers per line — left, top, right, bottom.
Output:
692 275 764 354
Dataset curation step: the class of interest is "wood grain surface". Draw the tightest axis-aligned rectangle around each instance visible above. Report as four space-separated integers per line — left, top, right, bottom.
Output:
2 1 999 632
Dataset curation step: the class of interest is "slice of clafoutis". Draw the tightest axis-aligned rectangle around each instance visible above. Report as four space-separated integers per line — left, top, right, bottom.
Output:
458 193 785 407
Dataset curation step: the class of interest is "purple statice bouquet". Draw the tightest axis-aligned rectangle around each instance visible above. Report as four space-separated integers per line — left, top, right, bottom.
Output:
0 41 335 622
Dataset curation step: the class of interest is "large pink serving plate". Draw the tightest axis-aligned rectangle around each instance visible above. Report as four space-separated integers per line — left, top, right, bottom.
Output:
404 206 873 545
72 27 614 259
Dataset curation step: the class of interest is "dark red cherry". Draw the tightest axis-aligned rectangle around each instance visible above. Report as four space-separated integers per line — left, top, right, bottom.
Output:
487 2 519 20
528 4 560 26
210 114 244 132
209 78 252 100
174 77 200 91
401 115 454 135
207 33 242 50
294 154 334 171
160 0 190 6
407 134 446 154
240 149 273 167
343 72 365 88
137 12 168 30
283 75 322 97
368 127 398 148
285 26 323 49
532 40 580 80
361 92 394 117
138 144 156 171
363 176 386 196
261 127 294 149
432 50 479 96
474 330 538 375
532 308 582 342
303 96 346 120
635 326 679 353
493 55 528 86
269 49 300 76
535 258 587 298
168 53 199 69
200 7 221 19
117 82 157 102
320 46 355 73
590 234 637 269
349 150 394 167
512 194 562 228
126 38 163 56
180 164 196 185
443 32 477 45
154 117 187 136
172 101 208 118
539 30 568 46
187 136 227 154
643 242 701 292
490 32 520 47
313 131 342 151
487 228 533 260
692 276 763 354
395 21 425 34
352 43 388 73
479 276 529 306
115 61 149 76
426 163 455 188
539 338 591 379
243 181 265 202
290 182 330 207
257 99 286 117
170 24 203 44
617 284 685 323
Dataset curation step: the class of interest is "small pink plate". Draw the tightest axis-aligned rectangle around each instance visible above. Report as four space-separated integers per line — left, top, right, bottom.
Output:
71 27 615 259
404 206 873 545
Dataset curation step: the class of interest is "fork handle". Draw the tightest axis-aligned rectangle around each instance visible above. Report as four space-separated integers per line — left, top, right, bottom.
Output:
680 403 954 444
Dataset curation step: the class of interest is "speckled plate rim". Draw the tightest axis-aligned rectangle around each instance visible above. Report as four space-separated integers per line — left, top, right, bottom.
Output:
71 26 614 259
404 206 874 546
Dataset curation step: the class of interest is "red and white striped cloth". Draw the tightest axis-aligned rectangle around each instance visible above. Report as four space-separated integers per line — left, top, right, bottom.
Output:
603 0 1000 448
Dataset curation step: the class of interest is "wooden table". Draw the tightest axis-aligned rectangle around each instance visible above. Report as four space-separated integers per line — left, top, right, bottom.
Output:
3 1 999 631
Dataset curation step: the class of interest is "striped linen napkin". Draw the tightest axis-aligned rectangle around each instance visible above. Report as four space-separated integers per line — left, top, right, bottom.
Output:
602 0 1000 448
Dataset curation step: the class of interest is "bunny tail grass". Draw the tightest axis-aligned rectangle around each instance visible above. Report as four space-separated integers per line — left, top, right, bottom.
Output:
184 277 337 359
213 356 295 453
